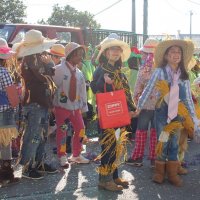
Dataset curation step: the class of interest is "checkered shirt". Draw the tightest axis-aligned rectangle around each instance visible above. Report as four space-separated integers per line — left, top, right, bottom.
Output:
0 66 13 112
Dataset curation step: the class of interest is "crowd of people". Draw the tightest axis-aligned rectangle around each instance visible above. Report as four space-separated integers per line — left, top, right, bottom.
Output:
1 29 200 191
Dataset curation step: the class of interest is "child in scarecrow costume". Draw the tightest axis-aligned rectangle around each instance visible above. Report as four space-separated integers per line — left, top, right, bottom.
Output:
133 39 200 187
12 30 58 179
0 38 20 187
126 38 159 167
91 34 135 191
53 42 89 166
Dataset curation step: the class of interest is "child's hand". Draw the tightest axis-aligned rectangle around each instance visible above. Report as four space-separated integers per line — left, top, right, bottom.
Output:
104 73 114 84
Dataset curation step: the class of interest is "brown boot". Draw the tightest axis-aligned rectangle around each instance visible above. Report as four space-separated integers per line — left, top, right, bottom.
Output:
114 178 129 188
152 160 166 184
166 161 183 187
98 181 123 191
0 160 20 187
177 163 188 175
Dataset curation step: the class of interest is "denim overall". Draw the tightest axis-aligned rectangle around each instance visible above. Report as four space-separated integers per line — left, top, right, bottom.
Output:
20 103 49 166
0 110 16 128
155 68 186 161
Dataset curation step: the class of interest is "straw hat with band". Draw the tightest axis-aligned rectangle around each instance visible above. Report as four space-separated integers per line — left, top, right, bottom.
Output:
0 38 15 59
96 36 131 62
12 29 58 58
154 39 194 68
65 42 85 59
46 44 65 57
140 38 159 54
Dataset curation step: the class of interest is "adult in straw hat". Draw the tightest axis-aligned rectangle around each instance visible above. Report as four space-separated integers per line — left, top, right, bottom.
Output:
52 42 90 167
0 38 20 187
90 34 135 191
15 30 58 180
132 39 200 187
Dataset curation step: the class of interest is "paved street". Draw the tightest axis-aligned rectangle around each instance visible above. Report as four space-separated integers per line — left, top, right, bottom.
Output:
1 134 200 200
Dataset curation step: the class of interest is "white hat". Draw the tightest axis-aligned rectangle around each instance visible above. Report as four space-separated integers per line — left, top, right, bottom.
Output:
0 38 15 59
12 29 58 57
140 38 159 53
96 34 131 62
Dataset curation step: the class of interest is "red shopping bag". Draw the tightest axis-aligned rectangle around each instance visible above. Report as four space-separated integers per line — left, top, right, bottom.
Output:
96 88 131 129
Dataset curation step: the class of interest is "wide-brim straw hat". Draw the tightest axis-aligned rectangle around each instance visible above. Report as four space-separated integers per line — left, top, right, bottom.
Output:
12 29 58 58
65 42 85 58
46 44 65 57
139 38 159 53
0 38 15 59
154 39 194 68
96 35 131 62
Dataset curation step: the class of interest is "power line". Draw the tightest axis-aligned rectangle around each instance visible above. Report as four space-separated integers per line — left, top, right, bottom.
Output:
186 0 200 6
94 0 124 16
165 0 185 15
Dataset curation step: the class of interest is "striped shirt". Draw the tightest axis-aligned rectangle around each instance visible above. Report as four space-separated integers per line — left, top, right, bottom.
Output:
137 67 196 120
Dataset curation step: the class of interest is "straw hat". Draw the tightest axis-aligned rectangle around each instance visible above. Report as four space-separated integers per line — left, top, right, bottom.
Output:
12 29 58 57
65 42 85 59
140 38 159 53
154 39 194 67
0 38 15 59
188 57 197 71
46 44 65 57
96 34 131 62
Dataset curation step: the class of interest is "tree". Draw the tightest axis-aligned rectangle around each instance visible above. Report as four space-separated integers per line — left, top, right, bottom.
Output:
45 4 100 29
0 0 26 23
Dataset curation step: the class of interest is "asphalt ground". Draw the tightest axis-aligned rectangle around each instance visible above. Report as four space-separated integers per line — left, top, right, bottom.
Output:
1 129 200 200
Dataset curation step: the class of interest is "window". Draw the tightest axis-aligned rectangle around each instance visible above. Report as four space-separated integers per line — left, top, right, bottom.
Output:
56 32 71 44
10 29 26 44
0 25 15 41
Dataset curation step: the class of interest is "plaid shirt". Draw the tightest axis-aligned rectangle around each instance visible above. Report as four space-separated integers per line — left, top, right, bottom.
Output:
0 66 13 112
138 67 196 121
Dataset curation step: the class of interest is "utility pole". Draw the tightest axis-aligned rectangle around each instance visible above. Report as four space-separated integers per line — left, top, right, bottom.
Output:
190 10 193 39
143 0 148 42
132 0 136 33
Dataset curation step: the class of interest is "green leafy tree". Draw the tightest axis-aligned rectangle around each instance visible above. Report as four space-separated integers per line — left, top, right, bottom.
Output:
46 4 100 28
0 0 26 23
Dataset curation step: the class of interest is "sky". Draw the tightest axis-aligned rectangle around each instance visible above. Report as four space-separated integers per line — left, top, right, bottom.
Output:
23 0 200 35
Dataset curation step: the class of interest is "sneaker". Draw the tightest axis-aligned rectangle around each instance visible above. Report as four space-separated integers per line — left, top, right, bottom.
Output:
22 169 44 180
125 157 143 167
37 163 59 174
68 155 90 164
60 156 69 168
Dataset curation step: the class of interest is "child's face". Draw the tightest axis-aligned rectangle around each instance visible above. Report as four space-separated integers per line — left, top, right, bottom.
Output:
105 46 122 62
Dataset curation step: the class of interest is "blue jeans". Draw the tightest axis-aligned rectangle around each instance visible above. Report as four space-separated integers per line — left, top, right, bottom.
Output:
0 109 16 128
155 103 179 161
20 103 49 166
137 109 155 130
